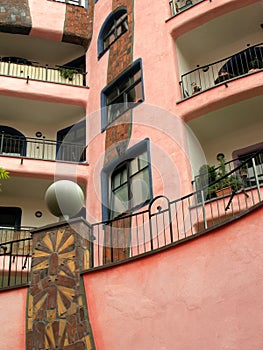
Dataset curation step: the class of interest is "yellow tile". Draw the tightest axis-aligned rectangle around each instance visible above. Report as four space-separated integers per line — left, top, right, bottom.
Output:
58 235 74 253
56 229 65 250
57 291 67 317
85 335 93 350
46 323 55 347
46 309 56 322
58 286 75 300
33 260 49 271
67 302 77 315
43 233 54 251
33 250 50 258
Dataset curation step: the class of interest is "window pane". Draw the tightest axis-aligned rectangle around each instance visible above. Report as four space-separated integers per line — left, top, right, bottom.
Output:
112 185 129 214
121 167 128 184
112 172 121 189
130 169 150 208
130 158 138 175
139 151 148 169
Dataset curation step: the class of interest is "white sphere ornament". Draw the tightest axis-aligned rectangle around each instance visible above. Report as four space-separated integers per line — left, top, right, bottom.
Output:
45 180 84 220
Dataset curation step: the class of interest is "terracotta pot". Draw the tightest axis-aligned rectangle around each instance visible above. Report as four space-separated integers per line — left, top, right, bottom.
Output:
216 186 233 197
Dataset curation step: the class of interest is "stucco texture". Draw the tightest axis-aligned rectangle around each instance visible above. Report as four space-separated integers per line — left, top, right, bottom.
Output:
0 288 27 350
84 205 263 350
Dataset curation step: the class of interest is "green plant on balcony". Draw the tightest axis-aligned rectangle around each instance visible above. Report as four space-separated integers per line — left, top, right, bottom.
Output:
197 164 217 200
0 167 9 192
248 58 263 71
58 67 79 81
212 157 243 197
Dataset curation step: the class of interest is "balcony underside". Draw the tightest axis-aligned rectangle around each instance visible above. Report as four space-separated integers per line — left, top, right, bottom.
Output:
0 32 85 67
187 95 262 165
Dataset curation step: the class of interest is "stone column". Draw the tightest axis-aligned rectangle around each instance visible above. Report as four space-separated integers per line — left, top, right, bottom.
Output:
26 218 95 350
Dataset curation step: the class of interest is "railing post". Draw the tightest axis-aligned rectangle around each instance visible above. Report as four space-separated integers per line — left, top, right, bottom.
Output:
0 131 4 153
42 137 46 159
45 64 48 81
252 157 262 201
7 242 13 287
200 190 208 230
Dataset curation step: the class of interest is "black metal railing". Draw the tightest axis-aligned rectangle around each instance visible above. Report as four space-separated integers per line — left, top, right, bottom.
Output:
180 43 263 98
169 0 204 16
0 237 32 289
2 152 263 288
54 0 86 7
0 58 86 87
90 151 263 268
0 133 86 163
0 227 32 244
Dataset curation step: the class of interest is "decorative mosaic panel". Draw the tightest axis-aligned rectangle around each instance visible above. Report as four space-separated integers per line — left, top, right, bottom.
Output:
27 221 95 350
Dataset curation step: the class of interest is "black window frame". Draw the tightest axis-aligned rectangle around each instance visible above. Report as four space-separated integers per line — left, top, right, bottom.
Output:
101 59 144 131
101 139 152 221
98 8 128 59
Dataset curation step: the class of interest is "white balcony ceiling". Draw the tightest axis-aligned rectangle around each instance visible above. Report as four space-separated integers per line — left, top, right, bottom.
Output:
0 33 85 67
0 95 85 126
177 2 263 68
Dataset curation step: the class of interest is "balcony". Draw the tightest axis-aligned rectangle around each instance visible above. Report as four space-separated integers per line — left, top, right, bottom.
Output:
0 133 86 163
169 0 204 17
180 43 263 99
0 227 32 289
0 58 86 87
53 0 87 7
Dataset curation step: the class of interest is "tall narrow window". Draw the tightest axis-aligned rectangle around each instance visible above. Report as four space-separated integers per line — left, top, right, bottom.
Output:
98 8 128 58
101 140 152 220
101 59 144 130
110 150 151 218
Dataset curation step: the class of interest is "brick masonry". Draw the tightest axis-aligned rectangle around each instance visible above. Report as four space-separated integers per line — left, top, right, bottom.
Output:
104 0 134 161
103 0 134 263
63 3 94 49
26 220 95 350
0 0 32 35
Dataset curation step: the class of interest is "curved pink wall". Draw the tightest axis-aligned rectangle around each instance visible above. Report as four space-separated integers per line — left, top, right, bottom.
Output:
0 287 27 350
29 0 65 41
84 205 263 349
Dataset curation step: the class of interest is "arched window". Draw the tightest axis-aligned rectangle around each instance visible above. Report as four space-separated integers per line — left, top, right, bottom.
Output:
0 126 26 156
98 7 128 58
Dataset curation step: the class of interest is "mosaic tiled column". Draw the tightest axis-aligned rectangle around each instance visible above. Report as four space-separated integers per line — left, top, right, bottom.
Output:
26 218 95 350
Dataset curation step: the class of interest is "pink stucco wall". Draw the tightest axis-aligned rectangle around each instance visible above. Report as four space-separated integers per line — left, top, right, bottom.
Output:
29 0 65 41
0 287 27 350
83 205 263 350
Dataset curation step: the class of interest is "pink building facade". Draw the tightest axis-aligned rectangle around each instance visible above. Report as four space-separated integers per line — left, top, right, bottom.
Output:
0 0 263 349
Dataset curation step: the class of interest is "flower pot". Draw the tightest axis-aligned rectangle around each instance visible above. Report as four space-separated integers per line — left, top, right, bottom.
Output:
216 186 232 197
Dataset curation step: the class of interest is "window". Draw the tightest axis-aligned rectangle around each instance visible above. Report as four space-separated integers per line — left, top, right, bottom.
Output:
101 140 152 220
0 126 26 156
98 8 128 58
101 59 144 130
56 120 86 162
0 207 22 229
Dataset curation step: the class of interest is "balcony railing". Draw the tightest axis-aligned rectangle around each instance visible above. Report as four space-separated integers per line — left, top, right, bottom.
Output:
169 0 204 16
0 133 86 163
2 151 263 288
180 43 263 99
0 59 86 87
0 235 32 289
54 0 86 7
91 150 263 268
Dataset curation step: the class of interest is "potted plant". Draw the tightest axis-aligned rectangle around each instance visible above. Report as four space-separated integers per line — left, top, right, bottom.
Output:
212 157 243 197
58 67 79 81
248 58 263 72
197 164 217 200
191 82 201 94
